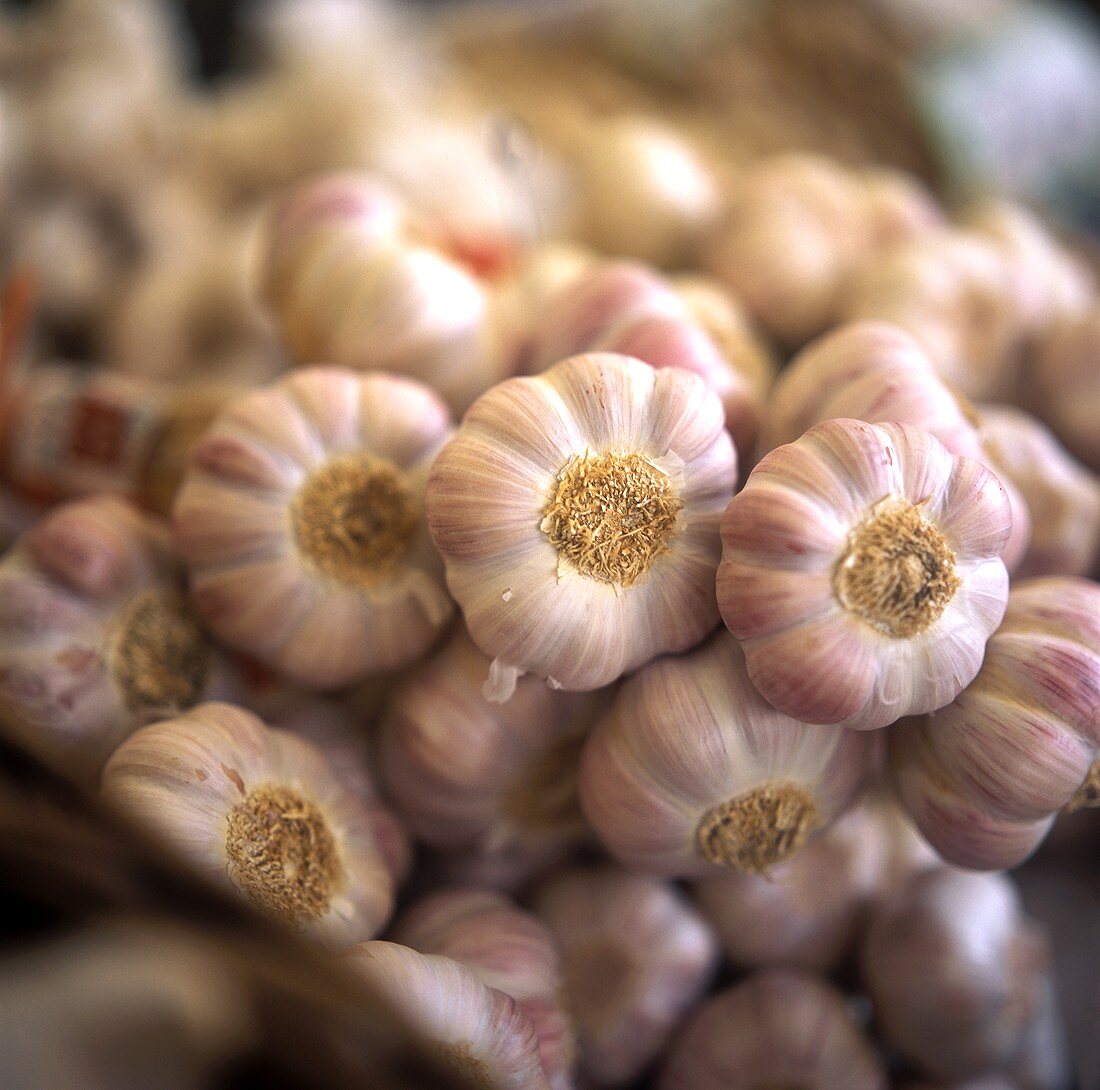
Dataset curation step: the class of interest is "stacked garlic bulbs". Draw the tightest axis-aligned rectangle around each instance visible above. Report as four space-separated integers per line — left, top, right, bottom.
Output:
173 367 454 688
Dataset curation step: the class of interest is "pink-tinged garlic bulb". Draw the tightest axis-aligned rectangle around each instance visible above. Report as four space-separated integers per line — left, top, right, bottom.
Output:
1031 306 1100 470
890 577 1100 870
103 702 407 948
378 627 603 855
859 167 946 250
861 868 1060 1082
718 419 1012 731
0 496 231 782
526 262 762 462
658 970 887 1090
173 367 454 689
423 840 575 896
569 115 722 268
392 888 575 1090
426 353 736 697
979 406 1100 578
579 629 876 876
533 865 718 1087
347 941 550 1090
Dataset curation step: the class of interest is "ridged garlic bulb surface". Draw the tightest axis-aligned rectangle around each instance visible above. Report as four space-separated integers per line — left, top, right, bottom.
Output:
658 970 887 1090
891 577 1100 870
426 353 737 697
173 367 454 689
579 629 876 876
102 702 407 949
718 419 1012 731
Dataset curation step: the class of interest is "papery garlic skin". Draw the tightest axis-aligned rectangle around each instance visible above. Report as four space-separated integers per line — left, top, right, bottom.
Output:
718 419 1012 731
347 941 551 1090
379 627 602 854
426 353 737 695
891 578 1100 870
979 406 1100 579
861 868 1058 1082
658 970 887 1090
102 702 406 949
579 629 876 876
173 367 454 689
392 888 575 1090
0 496 231 782
533 865 718 1087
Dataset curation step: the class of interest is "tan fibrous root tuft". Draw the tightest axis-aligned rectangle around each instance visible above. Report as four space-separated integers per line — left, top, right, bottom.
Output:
291 453 418 587
437 1042 494 1090
500 730 588 835
696 782 819 874
112 591 211 713
1067 759 1100 812
224 784 343 927
833 496 960 638
541 450 682 586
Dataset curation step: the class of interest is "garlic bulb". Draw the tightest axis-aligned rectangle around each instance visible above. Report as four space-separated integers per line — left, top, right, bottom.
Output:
0 496 231 781
378 627 603 854
979 406 1100 578
658 970 887 1090
533 865 718 1087
526 262 763 462
392 888 575 1089
173 367 454 689
579 629 876 875
861 867 1058 1081
718 419 1012 730
890 577 1100 869
347 941 550 1090
569 115 722 268
426 352 737 697
423 840 575 896
103 702 406 948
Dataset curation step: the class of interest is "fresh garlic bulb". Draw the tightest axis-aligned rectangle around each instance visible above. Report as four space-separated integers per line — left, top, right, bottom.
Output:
579 629 876 875
423 840 575 896
569 115 722 268
718 419 1012 731
392 888 575 1090
657 969 887 1090
890 577 1100 869
533 865 718 1087
526 262 763 462
861 868 1059 1082
979 406 1100 578
173 367 454 689
426 352 737 697
347 941 550 1090
0 496 231 781
859 167 946 249
103 702 407 948
378 627 603 855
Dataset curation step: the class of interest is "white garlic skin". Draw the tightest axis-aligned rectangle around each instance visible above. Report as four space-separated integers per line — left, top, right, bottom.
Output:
657 969 887 1090
890 577 1100 870
579 629 876 877
861 868 1057 1082
392 888 575 1090
347 941 551 1090
533 865 718 1087
979 406 1100 579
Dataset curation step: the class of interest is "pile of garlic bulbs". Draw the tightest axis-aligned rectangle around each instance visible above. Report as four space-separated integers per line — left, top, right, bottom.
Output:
1 2 1097 1088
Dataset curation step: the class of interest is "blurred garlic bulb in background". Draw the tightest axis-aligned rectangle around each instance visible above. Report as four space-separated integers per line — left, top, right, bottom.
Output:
891 577 1100 870
978 406 1100 579
392 888 575 1089
579 630 876 875
718 419 1012 730
173 367 454 688
0 496 231 782
533 865 718 1087
658 969 887 1090
103 702 407 948
347 941 550 1089
379 627 604 855
861 868 1063 1083
427 353 736 697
